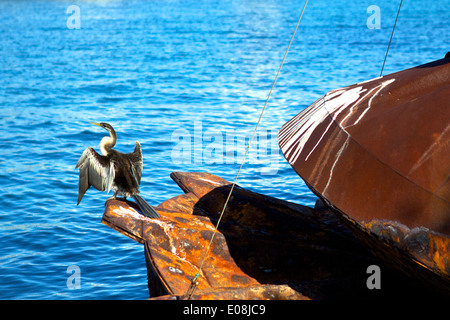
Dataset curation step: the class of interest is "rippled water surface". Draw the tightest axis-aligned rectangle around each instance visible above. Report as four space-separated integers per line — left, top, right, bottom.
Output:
0 0 447 299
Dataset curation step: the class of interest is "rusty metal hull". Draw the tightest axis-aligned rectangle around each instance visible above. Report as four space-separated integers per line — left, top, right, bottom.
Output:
279 58 450 235
102 172 450 299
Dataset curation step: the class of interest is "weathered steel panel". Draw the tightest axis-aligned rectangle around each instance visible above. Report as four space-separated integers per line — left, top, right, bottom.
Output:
279 58 450 235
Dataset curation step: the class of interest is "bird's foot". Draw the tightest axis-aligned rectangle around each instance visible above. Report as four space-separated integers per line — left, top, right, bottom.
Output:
106 196 126 201
104 196 126 206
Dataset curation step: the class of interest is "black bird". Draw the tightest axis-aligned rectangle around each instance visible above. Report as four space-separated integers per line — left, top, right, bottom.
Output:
75 122 160 218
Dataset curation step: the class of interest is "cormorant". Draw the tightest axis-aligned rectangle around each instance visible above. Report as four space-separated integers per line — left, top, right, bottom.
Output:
76 122 160 218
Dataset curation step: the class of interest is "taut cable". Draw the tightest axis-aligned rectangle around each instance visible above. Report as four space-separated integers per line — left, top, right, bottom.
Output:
183 0 310 299
380 0 403 77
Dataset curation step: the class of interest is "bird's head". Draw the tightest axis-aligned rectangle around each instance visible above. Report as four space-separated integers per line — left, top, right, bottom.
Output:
90 122 115 133
90 122 117 154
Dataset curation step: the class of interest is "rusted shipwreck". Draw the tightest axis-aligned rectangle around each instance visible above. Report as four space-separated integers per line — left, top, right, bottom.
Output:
102 57 450 299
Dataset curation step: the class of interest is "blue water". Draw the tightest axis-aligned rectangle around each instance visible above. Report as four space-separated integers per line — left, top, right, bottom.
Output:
0 0 448 299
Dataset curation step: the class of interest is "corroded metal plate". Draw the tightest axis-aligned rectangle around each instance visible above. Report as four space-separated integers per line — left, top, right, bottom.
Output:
279 58 450 235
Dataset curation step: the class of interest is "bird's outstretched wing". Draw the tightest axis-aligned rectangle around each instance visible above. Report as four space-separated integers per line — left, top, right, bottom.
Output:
126 141 143 186
75 147 115 205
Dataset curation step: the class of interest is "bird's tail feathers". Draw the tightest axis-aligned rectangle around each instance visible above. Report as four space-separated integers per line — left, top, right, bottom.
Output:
132 195 160 219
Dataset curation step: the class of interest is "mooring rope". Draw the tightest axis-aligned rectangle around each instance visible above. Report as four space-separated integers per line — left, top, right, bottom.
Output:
380 0 403 76
183 0 310 300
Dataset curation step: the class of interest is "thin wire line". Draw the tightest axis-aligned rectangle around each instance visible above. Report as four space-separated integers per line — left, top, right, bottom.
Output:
380 0 403 77
184 0 310 299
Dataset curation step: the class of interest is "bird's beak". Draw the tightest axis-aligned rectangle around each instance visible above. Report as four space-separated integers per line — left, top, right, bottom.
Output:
90 122 101 127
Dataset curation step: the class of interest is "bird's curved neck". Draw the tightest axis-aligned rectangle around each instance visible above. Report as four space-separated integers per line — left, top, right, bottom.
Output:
99 130 117 156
